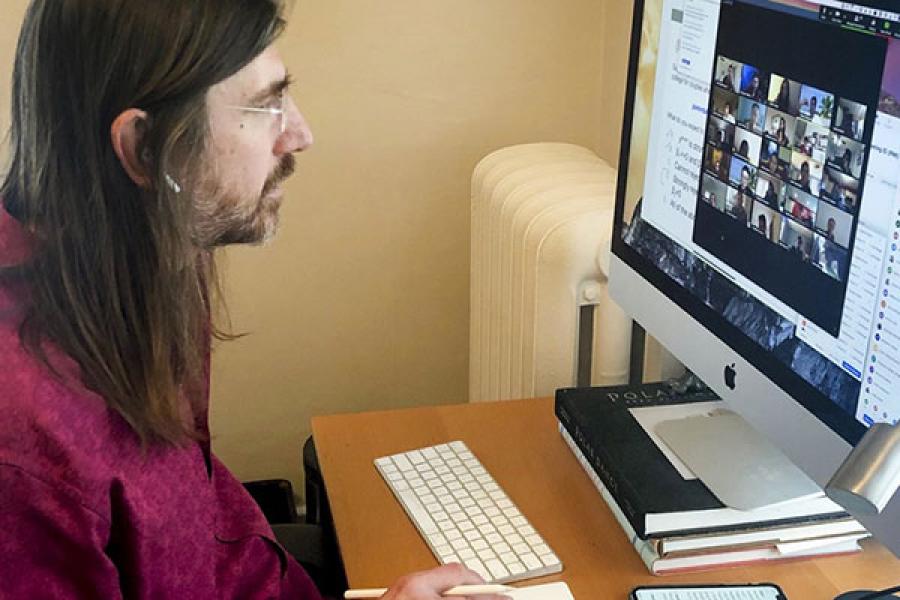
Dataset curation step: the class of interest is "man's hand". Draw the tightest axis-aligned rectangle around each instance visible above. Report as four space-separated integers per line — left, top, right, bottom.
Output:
379 563 510 600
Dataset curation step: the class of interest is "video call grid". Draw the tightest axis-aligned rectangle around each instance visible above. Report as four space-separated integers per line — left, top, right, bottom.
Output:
698 54 870 283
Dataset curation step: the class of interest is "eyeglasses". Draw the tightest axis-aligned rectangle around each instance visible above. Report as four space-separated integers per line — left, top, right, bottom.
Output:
226 91 288 134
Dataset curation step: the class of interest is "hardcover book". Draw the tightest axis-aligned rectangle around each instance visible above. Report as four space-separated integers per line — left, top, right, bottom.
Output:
559 425 865 575
555 384 848 539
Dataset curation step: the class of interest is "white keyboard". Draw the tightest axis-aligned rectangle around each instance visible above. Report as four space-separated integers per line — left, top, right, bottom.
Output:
374 441 562 584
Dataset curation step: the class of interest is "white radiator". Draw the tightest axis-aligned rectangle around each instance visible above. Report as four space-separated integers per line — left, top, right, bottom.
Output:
469 143 632 402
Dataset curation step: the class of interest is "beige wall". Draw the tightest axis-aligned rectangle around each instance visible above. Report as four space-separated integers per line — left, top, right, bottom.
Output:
1 1 633 498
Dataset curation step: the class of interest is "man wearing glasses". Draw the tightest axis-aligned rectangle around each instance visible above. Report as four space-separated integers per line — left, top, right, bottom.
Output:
0 1 503 598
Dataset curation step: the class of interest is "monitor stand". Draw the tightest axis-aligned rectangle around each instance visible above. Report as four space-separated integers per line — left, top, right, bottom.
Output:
656 411 824 510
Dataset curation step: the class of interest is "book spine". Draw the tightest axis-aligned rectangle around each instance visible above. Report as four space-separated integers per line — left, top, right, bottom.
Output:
558 424 659 572
555 400 647 538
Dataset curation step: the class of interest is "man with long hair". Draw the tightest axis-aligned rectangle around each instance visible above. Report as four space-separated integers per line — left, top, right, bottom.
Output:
0 1 501 598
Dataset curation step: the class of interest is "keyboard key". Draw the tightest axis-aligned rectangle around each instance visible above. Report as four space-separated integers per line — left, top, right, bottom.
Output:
393 455 414 471
484 558 509 580
476 548 496 562
540 553 559 567
508 561 526 575
521 553 541 570
464 558 489 581
450 538 468 551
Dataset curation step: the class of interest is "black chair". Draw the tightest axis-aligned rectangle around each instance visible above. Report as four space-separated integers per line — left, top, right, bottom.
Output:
242 436 347 599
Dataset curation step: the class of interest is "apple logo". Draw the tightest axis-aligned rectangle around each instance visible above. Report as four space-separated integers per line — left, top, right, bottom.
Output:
724 363 737 390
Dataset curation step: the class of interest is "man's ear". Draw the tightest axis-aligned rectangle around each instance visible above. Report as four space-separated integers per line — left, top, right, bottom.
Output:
110 108 152 188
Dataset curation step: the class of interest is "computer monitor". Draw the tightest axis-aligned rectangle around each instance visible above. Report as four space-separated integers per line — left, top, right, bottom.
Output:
609 0 900 555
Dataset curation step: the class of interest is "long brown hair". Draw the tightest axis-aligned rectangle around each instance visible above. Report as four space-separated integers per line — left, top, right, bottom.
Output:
1 0 285 445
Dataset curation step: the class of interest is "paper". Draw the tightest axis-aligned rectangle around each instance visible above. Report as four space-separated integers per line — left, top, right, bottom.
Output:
629 401 725 479
507 582 574 600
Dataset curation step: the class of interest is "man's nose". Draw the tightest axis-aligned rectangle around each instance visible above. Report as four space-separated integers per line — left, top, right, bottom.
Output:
277 95 313 155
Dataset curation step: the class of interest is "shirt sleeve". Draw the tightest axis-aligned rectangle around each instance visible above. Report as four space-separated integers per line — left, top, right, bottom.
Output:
0 463 122 599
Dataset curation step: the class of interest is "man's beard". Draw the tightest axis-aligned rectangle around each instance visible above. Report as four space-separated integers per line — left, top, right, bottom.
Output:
193 154 296 248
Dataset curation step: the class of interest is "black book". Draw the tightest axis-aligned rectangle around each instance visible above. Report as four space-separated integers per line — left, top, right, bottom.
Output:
555 384 848 539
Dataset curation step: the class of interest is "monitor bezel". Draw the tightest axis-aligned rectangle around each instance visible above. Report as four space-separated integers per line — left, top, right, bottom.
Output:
610 0 879 446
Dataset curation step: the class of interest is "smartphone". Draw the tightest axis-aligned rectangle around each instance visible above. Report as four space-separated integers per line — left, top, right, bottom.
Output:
630 583 787 600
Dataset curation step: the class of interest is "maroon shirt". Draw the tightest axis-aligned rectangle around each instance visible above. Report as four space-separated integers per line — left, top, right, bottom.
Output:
0 207 322 599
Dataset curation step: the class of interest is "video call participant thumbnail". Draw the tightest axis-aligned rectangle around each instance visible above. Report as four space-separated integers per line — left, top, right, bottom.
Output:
756 172 784 209
834 97 867 142
799 84 834 127
713 86 739 124
815 201 854 248
701 173 728 212
810 233 850 282
809 233 850 281
789 153 823 197
737 97 766 134
779 219 814 262
716 56 742 93
762 144 791 179
822 166 859 214
729 157 757 197
706 146 732 181
768 74 801 116
741 64 768 101
734 127 762 166
752 201 781 241
707 116 736 150
785 187 818 228
726 187 753 225
765 108 795 146
793 120 829 164
826 133 865 179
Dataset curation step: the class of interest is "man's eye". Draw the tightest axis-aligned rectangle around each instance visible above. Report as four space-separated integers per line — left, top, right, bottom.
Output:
256 96 281 111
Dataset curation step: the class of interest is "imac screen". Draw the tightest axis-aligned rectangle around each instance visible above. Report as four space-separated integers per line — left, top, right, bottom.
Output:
613 0 900 443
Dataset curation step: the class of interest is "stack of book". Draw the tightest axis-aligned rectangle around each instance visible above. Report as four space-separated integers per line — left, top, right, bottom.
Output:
555 383 870 575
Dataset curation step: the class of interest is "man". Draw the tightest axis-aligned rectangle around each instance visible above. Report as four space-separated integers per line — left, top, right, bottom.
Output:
731 192 749 223
0 1 503 599
721 101 736 124
742 103 762 133
790 236 806 260
795 161 813 194
757 213 768 237
808 95 818 120
738 166 754 197
722 64 737 91
825 217 838 242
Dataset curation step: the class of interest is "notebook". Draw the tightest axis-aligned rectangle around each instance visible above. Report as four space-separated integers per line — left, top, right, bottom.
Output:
508 582 574 600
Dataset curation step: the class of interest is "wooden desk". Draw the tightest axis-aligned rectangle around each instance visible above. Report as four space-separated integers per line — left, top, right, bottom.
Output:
312 398 899 599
